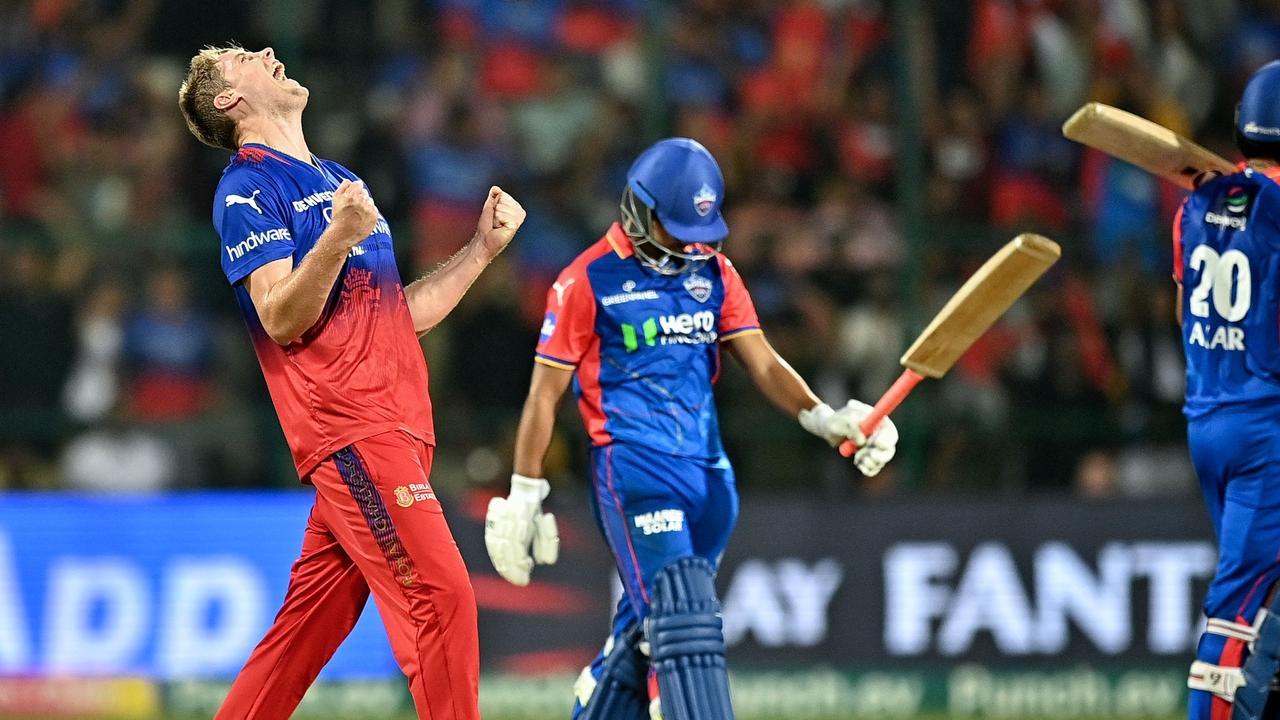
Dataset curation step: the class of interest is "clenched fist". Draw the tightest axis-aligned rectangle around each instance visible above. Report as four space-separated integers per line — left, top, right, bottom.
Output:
329 179 379 248
475 186 526 259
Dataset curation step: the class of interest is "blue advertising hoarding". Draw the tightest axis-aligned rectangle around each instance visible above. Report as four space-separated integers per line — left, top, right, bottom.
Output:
0 493 400 679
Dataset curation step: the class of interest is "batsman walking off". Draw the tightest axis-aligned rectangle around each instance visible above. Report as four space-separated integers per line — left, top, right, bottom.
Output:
1177 60 1280 720
485 138 898 720
179 45 525 719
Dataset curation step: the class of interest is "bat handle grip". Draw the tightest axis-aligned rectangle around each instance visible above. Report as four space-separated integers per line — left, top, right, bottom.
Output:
839 369 925 458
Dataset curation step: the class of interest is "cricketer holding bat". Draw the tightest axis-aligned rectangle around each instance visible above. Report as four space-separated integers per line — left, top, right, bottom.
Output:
485 138 898 720
179 45 525 719
1175 60 1280 720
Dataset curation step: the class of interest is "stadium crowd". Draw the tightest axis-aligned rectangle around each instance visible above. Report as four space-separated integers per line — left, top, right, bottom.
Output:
1 0 1274 498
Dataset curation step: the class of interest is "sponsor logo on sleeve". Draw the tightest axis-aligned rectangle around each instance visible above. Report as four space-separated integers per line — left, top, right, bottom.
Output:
226 228 291 263
552 278 576 305
540 312 557 343
225 190 263 214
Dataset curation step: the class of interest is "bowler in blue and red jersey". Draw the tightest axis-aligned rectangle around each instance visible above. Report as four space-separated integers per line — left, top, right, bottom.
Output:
1175 60 1280 720
179 44 525 720
484 138 899 720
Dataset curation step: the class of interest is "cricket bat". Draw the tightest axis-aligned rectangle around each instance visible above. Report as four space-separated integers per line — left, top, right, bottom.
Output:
1061 102 1235 190
839 234 1061 457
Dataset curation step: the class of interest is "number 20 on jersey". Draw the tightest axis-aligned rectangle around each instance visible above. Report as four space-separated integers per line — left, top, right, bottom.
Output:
1187 246 1250 351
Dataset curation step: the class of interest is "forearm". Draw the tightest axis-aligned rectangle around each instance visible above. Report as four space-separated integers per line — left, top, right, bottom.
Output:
258 233 350 344
749 352 822 417
513 393 560 478
404 236 494 335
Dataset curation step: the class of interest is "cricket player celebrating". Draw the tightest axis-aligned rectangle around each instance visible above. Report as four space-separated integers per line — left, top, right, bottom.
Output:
1176 60 1280 720
486 138 898 720
179 45 524 719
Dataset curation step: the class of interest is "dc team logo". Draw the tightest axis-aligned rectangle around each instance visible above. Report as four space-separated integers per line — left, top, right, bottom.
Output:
683 273 713 303
693 183 717 217
540 312 557 343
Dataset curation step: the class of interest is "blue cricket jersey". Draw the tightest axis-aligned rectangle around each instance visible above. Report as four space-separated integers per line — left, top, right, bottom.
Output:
534 224 762 460
212 144 434 476
1176 165 1280 419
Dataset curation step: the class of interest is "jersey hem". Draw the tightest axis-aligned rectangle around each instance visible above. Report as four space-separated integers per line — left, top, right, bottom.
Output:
296 422 435 480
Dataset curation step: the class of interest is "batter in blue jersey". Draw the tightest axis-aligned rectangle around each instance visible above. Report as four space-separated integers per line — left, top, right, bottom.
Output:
484 138 899 720
1178 61 1280 720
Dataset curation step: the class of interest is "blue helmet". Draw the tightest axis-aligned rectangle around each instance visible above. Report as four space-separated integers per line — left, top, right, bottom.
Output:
1237 60 1280 149
620 138 727 275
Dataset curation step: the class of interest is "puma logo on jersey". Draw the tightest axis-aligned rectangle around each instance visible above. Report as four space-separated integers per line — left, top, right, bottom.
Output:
225 189 263 214
553 278 576 305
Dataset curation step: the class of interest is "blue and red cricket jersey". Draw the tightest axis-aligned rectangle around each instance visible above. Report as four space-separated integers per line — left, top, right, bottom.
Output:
212 144 434 477
1176 165 1280 720
534 223 761 459
1174 165 1280 419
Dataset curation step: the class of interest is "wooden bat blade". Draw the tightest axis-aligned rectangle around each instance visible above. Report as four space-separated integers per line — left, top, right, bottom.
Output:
900 234 1060 379
1062 102 1235 190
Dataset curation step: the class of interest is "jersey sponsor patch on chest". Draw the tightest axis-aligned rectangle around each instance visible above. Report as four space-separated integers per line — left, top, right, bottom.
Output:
602 279 660 306
633 508 685 535
621 310 718 351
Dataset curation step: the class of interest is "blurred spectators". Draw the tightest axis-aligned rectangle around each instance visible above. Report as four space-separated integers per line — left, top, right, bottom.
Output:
3 0 1270 498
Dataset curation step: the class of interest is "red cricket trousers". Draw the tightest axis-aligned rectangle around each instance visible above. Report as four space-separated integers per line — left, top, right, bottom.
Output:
216 430 480 720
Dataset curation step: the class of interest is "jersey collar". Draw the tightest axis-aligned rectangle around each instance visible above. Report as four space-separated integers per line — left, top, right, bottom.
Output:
605 222 635 259
236 143 323 171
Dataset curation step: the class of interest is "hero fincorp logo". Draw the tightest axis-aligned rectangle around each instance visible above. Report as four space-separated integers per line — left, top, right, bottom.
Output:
621 310 717 351
226 228 290 263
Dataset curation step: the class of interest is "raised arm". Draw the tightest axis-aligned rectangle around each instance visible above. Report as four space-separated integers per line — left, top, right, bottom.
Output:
404 186 526 335
244 179 377 345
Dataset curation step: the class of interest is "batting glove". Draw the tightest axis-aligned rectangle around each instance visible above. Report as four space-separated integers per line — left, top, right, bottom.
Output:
799 400 899 477
485 474 560 586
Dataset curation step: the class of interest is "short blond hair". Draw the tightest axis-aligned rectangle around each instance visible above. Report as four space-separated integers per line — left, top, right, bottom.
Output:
178 45 243 151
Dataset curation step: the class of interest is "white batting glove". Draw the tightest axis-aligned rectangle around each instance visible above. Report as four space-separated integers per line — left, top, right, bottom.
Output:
485 474 560 586
799 400 899 477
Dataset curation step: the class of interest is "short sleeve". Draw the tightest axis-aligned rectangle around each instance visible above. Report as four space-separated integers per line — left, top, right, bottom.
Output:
717 255 762 340
214 171 296 286
1172 199 1187 284
534 266 596 369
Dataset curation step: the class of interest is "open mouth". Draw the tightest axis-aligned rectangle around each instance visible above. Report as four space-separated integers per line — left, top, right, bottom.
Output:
273 63 286 81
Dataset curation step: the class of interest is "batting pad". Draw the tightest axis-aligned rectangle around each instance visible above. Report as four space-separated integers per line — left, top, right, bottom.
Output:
646 556 734 720
576 624 649 720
